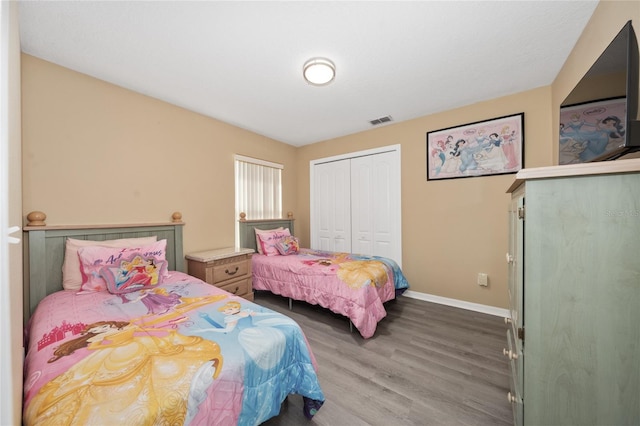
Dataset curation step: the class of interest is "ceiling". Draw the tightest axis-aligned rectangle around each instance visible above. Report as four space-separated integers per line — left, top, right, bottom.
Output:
17 1 599 147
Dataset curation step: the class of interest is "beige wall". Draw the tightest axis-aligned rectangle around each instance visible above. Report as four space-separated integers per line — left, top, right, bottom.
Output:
297 0 639 308
20 0 639 310
21 54 299 254
552 0 640 163
297 87 552 309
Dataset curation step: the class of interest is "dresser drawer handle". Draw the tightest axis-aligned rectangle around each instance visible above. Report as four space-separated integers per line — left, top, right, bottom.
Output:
225 267 239 276
232 287 239 294
502 348 519 360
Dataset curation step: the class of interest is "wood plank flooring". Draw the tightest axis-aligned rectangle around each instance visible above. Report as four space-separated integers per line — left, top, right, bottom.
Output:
257 291 514 426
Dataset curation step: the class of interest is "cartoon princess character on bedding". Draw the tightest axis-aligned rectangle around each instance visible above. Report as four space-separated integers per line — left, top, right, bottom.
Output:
110 284 227 319
300 251 390 289
118 286 182 315
24 319 224 425
192 299 324 424
24 290 234 424
298 250 409 293
195 300 273 334
336 259 389 288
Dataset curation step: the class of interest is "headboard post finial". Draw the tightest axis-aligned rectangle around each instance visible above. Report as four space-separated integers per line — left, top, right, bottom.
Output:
171 212 183 223
239 212 247 222
26 211 47 226
287 211 294 219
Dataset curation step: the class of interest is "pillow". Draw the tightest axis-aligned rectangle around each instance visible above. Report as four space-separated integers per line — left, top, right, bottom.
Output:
256 228 291 256
77 239 168 293
275 235 300 255
254 227 283 254
100 253 168 294
62 236 157 290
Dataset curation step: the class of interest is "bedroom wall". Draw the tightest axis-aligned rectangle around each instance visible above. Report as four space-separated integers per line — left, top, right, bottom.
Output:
296 87 552 310
295 0 639 310
20 0 637 312
22 51 547 311
552 0 640 163
21 54 298 254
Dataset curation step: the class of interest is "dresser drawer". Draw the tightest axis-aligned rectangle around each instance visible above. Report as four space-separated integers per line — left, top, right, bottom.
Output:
212 259 249 284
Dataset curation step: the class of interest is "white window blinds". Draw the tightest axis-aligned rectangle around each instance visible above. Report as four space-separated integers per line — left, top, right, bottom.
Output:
234 155 282 220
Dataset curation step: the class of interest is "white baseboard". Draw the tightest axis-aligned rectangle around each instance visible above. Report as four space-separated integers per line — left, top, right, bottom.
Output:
401 290 509 318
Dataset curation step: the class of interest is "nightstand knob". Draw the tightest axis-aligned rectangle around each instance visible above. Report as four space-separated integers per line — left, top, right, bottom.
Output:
225 267 239 276
506 253 514 264
507 392 517 404
504 317 512 325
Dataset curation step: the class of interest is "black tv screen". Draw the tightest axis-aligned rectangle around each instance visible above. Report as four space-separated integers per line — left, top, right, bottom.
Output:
559 20 640 164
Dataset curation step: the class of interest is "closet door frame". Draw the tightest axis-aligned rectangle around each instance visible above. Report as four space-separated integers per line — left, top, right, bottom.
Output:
309 144 402 266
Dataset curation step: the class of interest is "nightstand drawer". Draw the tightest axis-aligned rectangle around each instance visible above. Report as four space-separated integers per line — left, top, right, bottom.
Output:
213 260 249 284
218 277 250 297
186 247 255 301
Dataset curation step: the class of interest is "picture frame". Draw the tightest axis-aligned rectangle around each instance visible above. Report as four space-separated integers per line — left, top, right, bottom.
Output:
426 113 524 181
559 97 626 165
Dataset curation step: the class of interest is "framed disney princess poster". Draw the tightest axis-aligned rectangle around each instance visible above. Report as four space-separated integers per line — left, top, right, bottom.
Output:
426 113 524 181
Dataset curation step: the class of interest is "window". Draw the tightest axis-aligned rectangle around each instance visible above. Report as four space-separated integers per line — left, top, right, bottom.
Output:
234 155 282 221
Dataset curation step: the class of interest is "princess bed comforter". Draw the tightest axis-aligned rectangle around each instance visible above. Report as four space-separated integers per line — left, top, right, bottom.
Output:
252 249 410 339
23 272 324 426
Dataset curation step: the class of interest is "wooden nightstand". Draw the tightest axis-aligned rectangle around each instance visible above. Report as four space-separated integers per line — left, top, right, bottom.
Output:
186 247 255 301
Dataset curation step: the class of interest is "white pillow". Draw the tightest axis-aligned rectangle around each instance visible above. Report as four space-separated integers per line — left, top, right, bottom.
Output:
62 236 157 290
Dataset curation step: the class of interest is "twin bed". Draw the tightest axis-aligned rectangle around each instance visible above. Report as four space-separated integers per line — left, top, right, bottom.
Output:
22 211 409 425
238 215 409 339
22 213 324 426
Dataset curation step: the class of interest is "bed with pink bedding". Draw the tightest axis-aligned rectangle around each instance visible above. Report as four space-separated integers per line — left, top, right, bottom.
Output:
22 216 324 426
238 217 409 339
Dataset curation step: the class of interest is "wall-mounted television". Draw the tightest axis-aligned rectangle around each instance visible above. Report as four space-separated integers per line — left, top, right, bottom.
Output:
559 20 640 164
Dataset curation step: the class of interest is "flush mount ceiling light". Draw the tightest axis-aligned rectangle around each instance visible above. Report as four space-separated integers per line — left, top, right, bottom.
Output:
303 57 335 86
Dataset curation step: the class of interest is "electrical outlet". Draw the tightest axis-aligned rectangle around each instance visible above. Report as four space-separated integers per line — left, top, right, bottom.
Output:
477 273 488 286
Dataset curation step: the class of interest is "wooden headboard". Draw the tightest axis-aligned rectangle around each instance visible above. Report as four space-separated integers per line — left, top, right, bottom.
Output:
23 211 185 322
238 212 295 252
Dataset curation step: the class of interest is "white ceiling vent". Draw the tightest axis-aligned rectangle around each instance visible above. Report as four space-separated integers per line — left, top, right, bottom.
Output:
369 115 393 126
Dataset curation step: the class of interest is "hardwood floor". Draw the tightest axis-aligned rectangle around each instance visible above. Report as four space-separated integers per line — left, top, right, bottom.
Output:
257 291 514 426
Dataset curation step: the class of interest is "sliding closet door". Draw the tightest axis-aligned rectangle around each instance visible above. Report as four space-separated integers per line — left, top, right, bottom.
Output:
311 145 402 266
313 159 351 252
351 155 373 254
351 151 401 264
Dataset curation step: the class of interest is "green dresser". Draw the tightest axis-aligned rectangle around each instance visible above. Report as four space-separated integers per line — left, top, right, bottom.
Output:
506 160 640 426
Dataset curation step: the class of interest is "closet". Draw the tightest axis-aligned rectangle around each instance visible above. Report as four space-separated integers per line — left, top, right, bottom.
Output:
310 146 402 266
